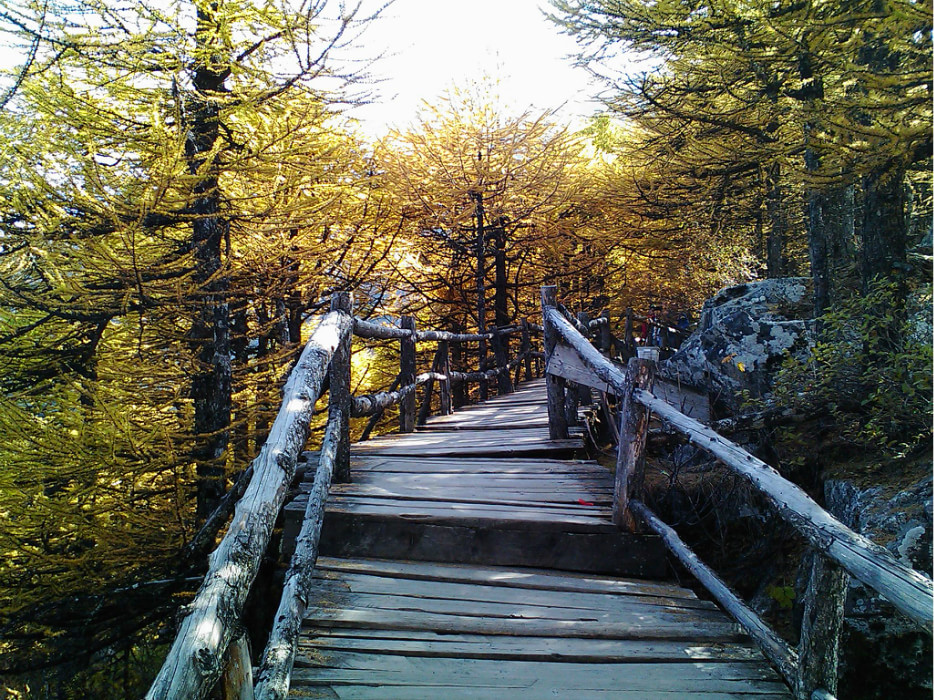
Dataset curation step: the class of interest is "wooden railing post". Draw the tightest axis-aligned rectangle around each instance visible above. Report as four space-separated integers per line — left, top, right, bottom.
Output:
491 329 513 394
575 311 593 408
540 286 568 440
399 316 416 433
329 292 353 483
795 552 848 700
438 340 452 415
520 318 533 382
218 632 253 700
623 307 635 357
613 356 655 529
451 338 466 409
599 310 612 355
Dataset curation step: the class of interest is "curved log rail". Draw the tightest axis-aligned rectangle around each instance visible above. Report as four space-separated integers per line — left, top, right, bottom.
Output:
147 293 547 700
539 286 933 700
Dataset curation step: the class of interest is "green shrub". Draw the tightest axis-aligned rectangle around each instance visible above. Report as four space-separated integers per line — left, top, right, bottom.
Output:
768 279 932 455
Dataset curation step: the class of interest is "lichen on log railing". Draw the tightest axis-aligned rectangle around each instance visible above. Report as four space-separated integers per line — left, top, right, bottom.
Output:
146 305 353 700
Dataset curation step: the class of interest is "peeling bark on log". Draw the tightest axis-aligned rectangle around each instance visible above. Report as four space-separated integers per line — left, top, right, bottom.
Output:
219 633 253 700
351 373 446 418
145 310 351 700
253 409 342 700
352 318 411 340
795 552 848 700
352 317 517 343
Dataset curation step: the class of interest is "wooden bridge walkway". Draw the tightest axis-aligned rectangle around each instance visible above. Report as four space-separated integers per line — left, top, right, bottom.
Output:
284 379 790 699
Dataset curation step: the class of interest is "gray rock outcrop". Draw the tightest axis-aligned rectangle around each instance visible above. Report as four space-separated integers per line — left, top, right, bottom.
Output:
659 278 813 411
825 476 933 698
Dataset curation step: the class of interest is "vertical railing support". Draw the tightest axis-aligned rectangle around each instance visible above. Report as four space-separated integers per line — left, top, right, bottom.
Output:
540 286 568 440
451 337 466 409
599 310 612 355
219 632 253 700
438 340 452 415
795 551 848 700
623 307 635 360
520 318 533 382
575 311 593 408
329 292 353 483
491 329 513 394
399 316 416 433
613 356 655 529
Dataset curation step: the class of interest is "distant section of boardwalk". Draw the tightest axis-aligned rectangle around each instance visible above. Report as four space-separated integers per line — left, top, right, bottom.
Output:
286 378 790 698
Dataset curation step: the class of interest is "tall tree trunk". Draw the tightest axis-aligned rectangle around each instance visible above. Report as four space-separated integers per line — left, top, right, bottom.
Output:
860 168 906 291
472 192 488 400
285 228 303 346
826 185 856 281
187 4 232 521
799 49 830 319
765 162 785 278
492 223 509 328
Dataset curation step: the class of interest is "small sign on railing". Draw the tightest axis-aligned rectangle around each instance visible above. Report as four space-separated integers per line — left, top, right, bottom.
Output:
636 346 659 362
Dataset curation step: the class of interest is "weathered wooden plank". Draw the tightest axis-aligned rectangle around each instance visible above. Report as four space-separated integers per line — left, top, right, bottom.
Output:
350 439 583 457
416 420 551 431
327 469 610 487
336 455 607 475
308 572 719 612
321 499 616 530
288 685 790 700
298 629 765 663
293 654 784 688
310 521 667 577
320 486 612 507
307 589 727 626
313 558 694 598
652 378 710 424
357 428 561 445
301 607 745 641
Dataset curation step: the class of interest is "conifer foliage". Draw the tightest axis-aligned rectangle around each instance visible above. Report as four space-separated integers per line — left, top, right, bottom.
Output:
0 0 392 689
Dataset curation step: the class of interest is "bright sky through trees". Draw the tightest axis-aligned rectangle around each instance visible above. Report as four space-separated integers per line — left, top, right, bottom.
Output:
351 0 606 136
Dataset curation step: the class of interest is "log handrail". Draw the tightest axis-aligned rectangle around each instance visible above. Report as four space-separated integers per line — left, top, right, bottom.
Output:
149 297 545 699
542 304 933 631
146 306 353 700
540 289 933 700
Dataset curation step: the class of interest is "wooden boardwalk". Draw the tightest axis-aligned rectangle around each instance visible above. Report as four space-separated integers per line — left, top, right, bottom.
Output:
285 379 790 698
